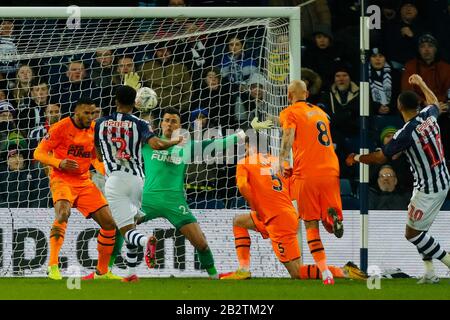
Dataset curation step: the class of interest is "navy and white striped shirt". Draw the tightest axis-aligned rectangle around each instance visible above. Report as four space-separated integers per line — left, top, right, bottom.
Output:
383 105 450 194
94 112 155 178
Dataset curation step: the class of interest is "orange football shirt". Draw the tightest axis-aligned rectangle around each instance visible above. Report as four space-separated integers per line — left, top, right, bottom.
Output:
236 153 294 221
34 117 99 186
279 100 339 178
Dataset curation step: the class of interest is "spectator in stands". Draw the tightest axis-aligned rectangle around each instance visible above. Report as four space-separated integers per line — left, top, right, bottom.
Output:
0 20 18 78
234 73 266 130
381 0 425 69
269 0 331 44
91 49 114 88
51 60 100 117
319 66 359 179
10 64 34 108
303 25 344 90
301 67 323 104
141 41 192 113
16 78 49 136
28 103 61 150
0 147 50 208
319 65 360 140
173 22 214 91
369 165 411 210
113 55 136 86
401 34 450 104
0 101 25 160
219 35 258 94
193 67 233 129
369 48 401 116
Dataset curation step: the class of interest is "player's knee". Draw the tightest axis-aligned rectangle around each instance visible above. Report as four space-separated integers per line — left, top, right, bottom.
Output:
56 211 70 224
101 220 116 231
195 241 209 252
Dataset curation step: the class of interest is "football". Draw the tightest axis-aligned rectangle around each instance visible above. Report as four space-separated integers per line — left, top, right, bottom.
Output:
135 87 158 111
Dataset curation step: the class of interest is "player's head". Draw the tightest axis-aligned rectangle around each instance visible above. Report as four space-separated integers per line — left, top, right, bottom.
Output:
287 80 308 103
115 85 136 112
397 90 420 113
161 107 181 138
73 96 96 129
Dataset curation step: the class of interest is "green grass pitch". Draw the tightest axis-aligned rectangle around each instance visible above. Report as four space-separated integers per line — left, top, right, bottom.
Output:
0 278 449 300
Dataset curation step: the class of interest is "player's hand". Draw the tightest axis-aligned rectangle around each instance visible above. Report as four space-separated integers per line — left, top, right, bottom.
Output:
123 72 141 91
251 117 274 131
345 153 357 166
408 74 424 87
59 159 79 171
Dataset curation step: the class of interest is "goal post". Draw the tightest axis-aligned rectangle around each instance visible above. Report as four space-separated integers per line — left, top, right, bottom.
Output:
0 6 301 277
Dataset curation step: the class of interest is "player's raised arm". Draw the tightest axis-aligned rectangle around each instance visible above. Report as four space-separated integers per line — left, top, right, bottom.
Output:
408 74 440 111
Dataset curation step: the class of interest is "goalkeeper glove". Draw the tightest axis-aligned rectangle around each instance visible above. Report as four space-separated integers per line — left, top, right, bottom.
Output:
123 72 141 91
251 117 274 131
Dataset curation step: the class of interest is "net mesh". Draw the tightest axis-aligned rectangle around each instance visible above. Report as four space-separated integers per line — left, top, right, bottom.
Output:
0 15 290 276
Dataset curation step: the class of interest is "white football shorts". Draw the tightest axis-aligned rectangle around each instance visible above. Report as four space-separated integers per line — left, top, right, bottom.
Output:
407 187 449 231
104 171 143 229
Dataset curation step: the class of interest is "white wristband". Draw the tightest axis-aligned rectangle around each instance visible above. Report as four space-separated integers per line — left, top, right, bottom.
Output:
354 154 361 162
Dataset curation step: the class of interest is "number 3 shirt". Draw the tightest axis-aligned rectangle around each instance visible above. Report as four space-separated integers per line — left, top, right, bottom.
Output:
383 104 450 194
236 153 295 219
279 100 340 178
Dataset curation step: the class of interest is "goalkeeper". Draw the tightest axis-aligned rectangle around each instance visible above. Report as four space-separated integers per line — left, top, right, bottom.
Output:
138 107 245 279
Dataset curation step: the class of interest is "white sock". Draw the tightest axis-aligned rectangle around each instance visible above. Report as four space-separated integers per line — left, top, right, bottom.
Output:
423 259 435 275
441 253 450 268
322 269 333 279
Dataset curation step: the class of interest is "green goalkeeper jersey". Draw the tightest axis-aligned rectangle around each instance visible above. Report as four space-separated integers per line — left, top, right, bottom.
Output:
142 134 238 194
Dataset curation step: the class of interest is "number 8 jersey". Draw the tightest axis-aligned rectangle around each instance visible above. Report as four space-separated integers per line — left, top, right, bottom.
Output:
279 100 340 178
95 112 155 178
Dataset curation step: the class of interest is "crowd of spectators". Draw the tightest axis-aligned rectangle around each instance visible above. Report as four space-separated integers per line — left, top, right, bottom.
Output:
0 0 449 210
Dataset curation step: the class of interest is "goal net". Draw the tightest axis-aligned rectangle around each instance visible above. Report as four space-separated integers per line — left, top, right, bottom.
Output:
0 7 298 277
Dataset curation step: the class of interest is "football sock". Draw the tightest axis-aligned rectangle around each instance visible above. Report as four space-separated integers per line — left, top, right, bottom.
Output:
197 247 217 276
233 226 251 270
97 228 115 275
49 220 67 266
126 243 138 276
306 227 329 274
409 232 448 265
109 229 124 268
124 229 148 247
298 265 344 279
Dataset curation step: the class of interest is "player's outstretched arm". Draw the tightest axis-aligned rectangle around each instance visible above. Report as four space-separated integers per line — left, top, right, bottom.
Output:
147 135 183 150
345 150 388 166
408 74 440 111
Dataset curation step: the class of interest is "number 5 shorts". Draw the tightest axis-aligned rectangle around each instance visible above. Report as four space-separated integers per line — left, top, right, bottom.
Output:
141 192 197 230
104 171 144 229
407 187 449 231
